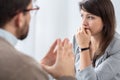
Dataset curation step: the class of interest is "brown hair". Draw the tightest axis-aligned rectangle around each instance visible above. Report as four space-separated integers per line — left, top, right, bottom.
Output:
79 0 116 66
0 0 31 28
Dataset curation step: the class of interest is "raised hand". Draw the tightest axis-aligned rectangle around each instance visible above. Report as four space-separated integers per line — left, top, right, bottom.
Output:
40 39 58 66
76 27 91 48
40 38 75 79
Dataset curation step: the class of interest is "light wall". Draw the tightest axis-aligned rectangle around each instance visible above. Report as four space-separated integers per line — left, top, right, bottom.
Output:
16 0 120 61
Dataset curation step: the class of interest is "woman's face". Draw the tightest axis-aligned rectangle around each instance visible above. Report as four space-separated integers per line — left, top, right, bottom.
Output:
80 9 104 36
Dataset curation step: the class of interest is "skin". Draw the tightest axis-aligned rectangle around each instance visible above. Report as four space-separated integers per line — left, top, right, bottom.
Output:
3 2 31 40
25 3 75 78
2 1 75 79
76 9 104 70
41 38 75 78
16 3 31 40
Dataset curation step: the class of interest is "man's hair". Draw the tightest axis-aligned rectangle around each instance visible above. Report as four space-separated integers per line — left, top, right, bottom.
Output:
0 0 31 28
79 0 116 66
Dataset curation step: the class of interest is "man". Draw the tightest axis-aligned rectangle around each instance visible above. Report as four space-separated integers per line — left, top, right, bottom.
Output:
0 0 76 80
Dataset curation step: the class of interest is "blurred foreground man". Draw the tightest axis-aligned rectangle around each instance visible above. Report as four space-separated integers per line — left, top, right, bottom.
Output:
0 0 76 80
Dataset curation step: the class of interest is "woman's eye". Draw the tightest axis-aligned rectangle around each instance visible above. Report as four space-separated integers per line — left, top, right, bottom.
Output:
87 16 94 20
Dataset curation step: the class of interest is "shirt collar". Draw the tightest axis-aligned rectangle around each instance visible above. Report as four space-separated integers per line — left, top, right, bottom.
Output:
0 29 18 46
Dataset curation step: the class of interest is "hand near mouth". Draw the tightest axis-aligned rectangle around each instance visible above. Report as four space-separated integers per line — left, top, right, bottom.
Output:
75 27 91 48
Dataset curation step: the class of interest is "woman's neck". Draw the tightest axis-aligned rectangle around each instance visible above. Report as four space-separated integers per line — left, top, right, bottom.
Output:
89 34 102 60
91 34 102 47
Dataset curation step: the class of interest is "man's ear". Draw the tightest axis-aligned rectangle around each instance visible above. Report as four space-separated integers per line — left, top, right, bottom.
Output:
15 13 24 28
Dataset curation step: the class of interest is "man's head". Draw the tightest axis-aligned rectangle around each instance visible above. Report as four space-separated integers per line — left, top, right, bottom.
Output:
0 0 38 40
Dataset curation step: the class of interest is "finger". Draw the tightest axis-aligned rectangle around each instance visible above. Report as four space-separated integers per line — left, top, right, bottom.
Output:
63 40 72 56
62 38 67 46
67 43 73 56
70 53 75 61
57 39 63 56
81 26 84 31
49 39 61 54
81 27 86 34
86 29 91 36
63 39 70 55
41 64 51 74
76 27 81 39
63 38 69 47
57 39 62 47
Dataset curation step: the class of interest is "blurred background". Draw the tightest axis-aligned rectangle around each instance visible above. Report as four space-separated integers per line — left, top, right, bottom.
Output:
15 0 120 61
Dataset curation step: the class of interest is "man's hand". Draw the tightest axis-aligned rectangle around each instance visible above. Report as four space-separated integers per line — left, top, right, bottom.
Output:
40 38 75 79
40 39 58 66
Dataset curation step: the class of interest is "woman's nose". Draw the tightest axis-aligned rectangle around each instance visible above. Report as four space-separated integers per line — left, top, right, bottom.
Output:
82 18 88 28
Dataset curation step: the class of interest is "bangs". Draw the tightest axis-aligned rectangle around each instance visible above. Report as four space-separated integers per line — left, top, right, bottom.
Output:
79 0 101 17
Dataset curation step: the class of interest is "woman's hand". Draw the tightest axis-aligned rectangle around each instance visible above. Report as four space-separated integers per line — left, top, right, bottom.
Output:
76 27 91 48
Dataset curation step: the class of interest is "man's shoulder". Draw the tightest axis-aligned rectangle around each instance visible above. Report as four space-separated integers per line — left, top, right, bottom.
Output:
0 37 49 80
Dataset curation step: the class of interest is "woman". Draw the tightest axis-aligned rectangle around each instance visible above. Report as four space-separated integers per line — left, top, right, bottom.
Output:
73 0 120 80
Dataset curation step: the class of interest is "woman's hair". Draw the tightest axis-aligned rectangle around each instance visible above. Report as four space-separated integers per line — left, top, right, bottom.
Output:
0 0 31 28
79 0 116 66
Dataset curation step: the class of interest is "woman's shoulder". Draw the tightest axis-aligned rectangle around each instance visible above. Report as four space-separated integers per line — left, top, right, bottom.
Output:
114 32 120 39
112 32 120 45
107 32 120 54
